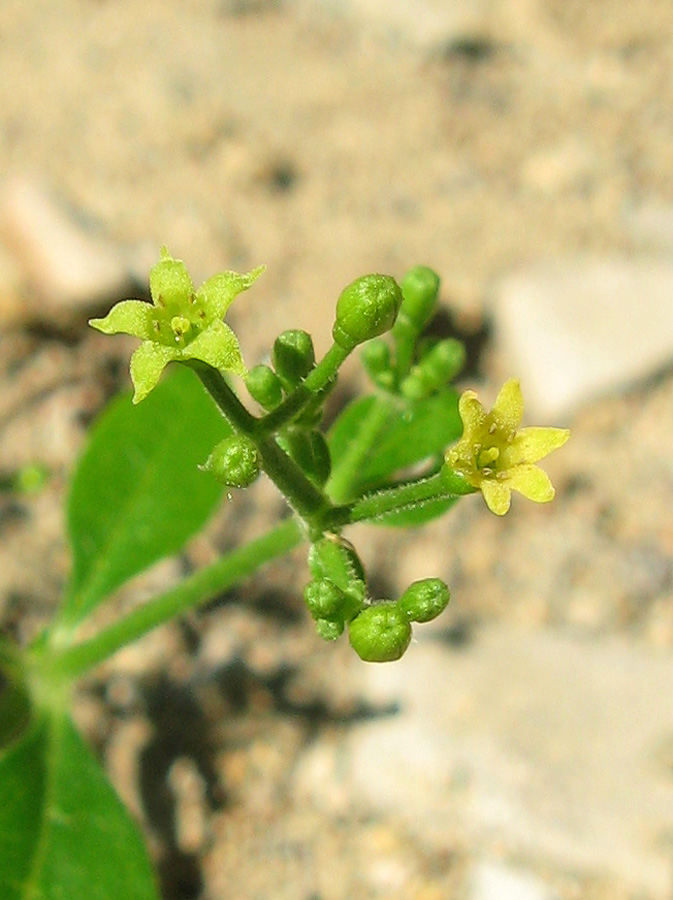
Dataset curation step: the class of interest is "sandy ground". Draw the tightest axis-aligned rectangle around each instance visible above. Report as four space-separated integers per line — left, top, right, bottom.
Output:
2 2 673 899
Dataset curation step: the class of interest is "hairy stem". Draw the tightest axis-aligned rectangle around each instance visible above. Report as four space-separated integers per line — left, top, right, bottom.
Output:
348 469 475 524
191 364 335 529
44 519 303 680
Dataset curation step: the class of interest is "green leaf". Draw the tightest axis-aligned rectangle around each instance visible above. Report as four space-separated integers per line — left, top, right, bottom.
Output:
63 366 230 625
328 389 462 497
0 714 158 900
364 389 461 483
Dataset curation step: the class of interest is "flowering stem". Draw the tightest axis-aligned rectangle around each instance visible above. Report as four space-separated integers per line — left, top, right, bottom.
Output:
43 519 303 681
191 364 338 530
348 469 475 524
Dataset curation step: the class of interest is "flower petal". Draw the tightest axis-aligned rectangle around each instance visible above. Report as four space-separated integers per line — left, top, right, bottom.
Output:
183 321 246 375
129 341 177 403
490 378 523 433
480 479 512 515
149 248 194 309
197 265 265 320
458 390 487 438
89 300 155 339
503 426 570 467
506 464 555 503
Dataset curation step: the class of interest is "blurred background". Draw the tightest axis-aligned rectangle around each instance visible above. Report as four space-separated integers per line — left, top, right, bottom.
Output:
1 1 673 898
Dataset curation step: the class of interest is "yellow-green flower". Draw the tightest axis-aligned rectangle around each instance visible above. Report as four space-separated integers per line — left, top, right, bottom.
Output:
90 248 264 403
444 379 570 516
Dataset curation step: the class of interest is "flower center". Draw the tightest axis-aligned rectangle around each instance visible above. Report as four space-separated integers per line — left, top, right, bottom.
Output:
170 316 192 342
477 446 500 470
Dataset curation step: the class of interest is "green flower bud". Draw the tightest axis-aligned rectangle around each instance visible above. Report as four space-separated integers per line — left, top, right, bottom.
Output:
401 338 466 400
348 603 412 662
273 330 315 388
246 364 284 409
315 618 344 641
399 578 450 623
203 435 261 488
399 266 440 330
399 366 429 401
304 578 346 620
333 275 403 351
308 536 366 591
425 338 465 382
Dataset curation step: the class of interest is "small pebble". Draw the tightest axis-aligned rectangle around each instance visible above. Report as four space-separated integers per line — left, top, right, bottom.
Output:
0 178 131 324
494 257 673 418
470 860 558 900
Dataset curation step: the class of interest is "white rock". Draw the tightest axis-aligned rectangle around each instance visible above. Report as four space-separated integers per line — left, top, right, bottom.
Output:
307 0 491 49
521 138 595 194
0 178 130 320
470 860 557 900
494 257 673 419
626 201 673 252
296 628 673 898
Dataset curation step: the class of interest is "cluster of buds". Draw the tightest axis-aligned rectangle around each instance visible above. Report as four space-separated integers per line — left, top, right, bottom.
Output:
304 537 450 662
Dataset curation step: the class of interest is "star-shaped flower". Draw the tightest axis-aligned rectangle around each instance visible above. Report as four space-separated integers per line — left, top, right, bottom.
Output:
444 378 570 515
90 248 264 403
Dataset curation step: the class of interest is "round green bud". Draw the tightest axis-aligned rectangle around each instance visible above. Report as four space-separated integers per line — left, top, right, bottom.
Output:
399 578 450 623
308 536 366 591
399 266 440 330
316 618 345 641
333 274 403 351
424 338 465 382
149 248 193 310
401 338 466 400
348 603 412 662
304 578 346 621
246 364 283 409
273 330 315 387
399 369 431 401
204 435 261 488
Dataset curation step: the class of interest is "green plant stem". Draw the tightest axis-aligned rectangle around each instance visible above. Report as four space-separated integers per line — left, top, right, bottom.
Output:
348 469 475 524
260 342 350 433
190 362 259 433
192 364 335 528
326 396 391 503
257 436 337 530
44 519 303 682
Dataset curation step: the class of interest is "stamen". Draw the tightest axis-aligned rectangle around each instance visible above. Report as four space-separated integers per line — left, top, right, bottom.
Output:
478 447 500 469
171 316 192 339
